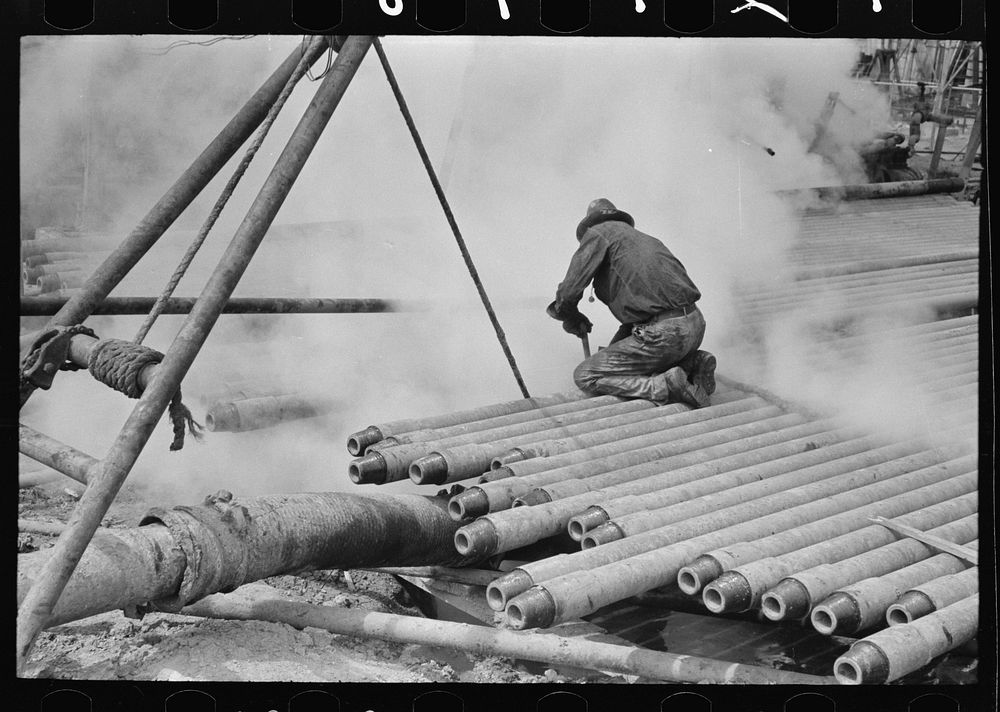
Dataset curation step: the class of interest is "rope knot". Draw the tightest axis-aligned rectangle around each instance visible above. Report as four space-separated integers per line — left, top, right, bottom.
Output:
87 339 203 451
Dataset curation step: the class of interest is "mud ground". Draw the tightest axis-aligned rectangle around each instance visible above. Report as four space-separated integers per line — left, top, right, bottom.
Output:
17 478 618 684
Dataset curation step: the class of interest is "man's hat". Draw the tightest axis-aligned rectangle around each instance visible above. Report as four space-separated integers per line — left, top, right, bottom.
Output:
585 198 618 218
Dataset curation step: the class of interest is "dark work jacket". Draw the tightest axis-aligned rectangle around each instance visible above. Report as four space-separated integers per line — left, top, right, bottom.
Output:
554 210 701 326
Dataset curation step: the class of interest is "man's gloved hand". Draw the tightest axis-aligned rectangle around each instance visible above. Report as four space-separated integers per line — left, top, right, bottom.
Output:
561 314 593 338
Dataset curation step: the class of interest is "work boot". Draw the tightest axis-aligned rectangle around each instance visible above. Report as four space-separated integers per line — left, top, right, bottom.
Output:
662 366 710 409
679 350 717 395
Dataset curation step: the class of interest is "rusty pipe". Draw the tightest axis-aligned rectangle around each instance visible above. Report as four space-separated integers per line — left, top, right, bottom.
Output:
701 493 977 615
205 394 334 432
19 296 414 317
834 594 977 685
886 566 979 625
500 467 975 629
15 36 374 670
778 178 964 202
345 390 592 456
18 424 99 485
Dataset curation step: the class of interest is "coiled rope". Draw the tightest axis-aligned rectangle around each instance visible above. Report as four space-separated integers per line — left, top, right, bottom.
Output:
373 38 532 399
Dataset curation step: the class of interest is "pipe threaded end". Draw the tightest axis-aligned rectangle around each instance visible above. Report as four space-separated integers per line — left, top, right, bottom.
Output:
834 641 890 685
410 453 449 485
454 519 499 558
346 426 383 456
887 591 935 626
513 489 551 507
505 586 556 630
677 556 725 595
702 571 753 613
486 570 533 611
811 592 860 635
491 449 527 469
449 488 489 521
581 522 624 549
761 578 811 621
348 451 388 485
568 508 609 541
205 403 240 433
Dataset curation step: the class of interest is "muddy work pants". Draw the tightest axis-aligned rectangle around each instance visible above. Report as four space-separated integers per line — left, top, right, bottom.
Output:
573 307 705 403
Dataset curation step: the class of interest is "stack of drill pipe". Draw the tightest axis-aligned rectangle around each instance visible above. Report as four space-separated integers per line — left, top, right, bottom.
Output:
886 566 979 625
364 389 761 487
700 495 976 616
792 250 978 280
405 390 761 486
583 443 969 550
455 421 867 558
450 411 840 520
351 396 676 485
759 514 977 624
205 393 336 432
35 272 86 294
833 594 978 684
810 536 978 636
345 390 593 456
495 462 974 628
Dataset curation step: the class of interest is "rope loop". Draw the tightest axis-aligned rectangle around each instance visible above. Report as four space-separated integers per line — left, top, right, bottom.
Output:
88 339 204 451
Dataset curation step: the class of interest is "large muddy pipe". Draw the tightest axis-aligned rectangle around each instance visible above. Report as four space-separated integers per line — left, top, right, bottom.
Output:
499 468 975 629
370 394 631 450
16 490 478 628
811 536 977 636
834 594 977 685
184 583 833 685
778 178 964 202
16 37 374 670
886 566 979 625
346 390 591 456
457 409 815 519
701 493 977 615
458 424 860 561
676 457 976 595
18 424 99 485
19 296 413 316
205 394 335 432
589 445 966 551
409 395 770 486
760 514 977 624
24 38 334 353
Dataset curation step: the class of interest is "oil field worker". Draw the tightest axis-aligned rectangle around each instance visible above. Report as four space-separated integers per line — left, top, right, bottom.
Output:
547 198 717 408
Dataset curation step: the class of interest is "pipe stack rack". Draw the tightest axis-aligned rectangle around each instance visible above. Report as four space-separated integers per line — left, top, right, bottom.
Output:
344 312 977 684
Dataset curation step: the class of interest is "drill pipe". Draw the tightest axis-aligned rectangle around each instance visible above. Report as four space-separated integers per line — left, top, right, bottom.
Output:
676 457 975 594
23 264 84 284
833 594 978 685
499 467 975 629
779 178 965 202
811 536 978 636
792 250 979 280
18 423 99 485
453 416 837 521
701 492 977 614
886 566 979 625
184 583 833 685
16 490 478 628
205 394 334 432
345 390 591 456
20 237 112 257
351 398 688 484
460 422 857 561
409 394 765 486
19 296 411 317
588 443 964 550
370 394 630 450
36 273 85 294
760 514 978 623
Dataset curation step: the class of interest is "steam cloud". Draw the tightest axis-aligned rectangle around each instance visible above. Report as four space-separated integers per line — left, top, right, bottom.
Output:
19 36 971 504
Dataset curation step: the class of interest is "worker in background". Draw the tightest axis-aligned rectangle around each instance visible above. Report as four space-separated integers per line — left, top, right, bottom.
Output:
547 198 716 408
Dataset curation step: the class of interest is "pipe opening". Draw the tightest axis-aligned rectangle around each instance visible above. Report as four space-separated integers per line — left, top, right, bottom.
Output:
567 520 586 540
448 499 465 519
580 535 598 549
835 660 862 685
454 531 472 555
886 606 912 626
348 463 362 484
346 436 362 456
761 594 784 620
486 585 506 610
205 413 216 430
703 586 725 612
812 608 836 634
506 603 525 628
677 569 699 595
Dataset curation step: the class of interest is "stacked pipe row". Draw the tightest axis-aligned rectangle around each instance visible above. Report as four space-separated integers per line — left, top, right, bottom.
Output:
344 316 977 684
20 229 108 296
785 193 979 268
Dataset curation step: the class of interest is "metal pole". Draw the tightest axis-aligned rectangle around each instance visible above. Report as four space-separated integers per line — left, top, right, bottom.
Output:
18 424 99 485
19 38 332 363
958 100 982 181
15 36 374 670
20 296 411 316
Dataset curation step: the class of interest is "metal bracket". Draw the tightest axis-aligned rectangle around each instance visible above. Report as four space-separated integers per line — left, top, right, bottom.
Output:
22 329 76 390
